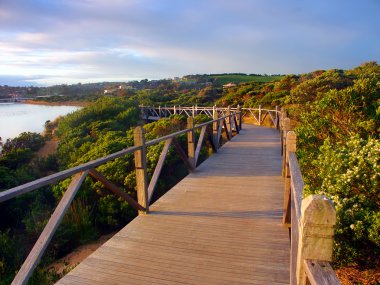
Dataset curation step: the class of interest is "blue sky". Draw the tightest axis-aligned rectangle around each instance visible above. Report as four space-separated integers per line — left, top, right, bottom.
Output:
0 0 379 86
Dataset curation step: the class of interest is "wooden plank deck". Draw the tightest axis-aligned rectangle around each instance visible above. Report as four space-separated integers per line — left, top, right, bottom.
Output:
56 124 290 285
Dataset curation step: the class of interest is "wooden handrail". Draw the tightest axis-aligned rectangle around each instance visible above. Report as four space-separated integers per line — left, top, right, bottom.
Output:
0 111 239 203
140 105 280 127
140 105 281 113
0 145 142 203
281 119 340 285
289 152 303 220
2 105 248 285
304 260 341 285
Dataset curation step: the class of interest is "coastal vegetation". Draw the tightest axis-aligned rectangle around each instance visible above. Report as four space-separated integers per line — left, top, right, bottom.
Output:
0 64 379 283
210 73 284 85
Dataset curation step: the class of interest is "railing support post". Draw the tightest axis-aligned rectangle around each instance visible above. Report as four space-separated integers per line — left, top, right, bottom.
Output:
259 105 262 126
296 195 336 285
226 106 232 138
275 106 280 130
134 126 149 214
158 105 161 118
11 171 88 285
280 109 287 156
187 117 195 169
173 105 176 115
282 118 291 177
283 131 296 225
237 105 242 130
213 106 219 150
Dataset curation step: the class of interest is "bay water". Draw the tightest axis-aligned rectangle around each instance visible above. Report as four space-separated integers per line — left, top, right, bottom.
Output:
0 103 80 143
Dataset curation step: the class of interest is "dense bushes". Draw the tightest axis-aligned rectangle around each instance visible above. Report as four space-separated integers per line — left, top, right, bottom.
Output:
0 132 57 284
1 132 44 154
310 137 380 264
294 62 380 266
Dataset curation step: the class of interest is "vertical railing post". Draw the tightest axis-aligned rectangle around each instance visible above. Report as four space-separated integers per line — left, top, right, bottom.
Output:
173 105 176 115
275 105 279 120
226 106 232 138
283 131 296 225
158 105 161 118
232 111 239 134
280 109 287 155
282 118 291 177
259 105 262 126
213 106 219 150
296 195 336 285
195 104 198 116
187 117 195 169
237 104 242 130
275 105 280 130
134 126 149 214
192 105 195 117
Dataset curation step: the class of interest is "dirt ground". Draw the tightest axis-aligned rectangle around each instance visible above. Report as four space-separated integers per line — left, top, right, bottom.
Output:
36 140 58 157
336 265 380 285
47 232 116 275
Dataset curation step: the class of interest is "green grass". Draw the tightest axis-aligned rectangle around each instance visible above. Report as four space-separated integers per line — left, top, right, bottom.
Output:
211 74 284 86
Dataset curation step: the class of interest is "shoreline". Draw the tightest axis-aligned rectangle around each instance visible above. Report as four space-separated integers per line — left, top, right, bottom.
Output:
22 100 89 107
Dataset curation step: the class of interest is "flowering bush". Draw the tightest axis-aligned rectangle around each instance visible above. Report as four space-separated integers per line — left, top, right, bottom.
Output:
295 62 380 266
304 136 380 265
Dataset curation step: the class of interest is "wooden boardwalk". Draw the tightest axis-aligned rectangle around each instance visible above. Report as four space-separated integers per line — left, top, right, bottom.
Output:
57 125 290 285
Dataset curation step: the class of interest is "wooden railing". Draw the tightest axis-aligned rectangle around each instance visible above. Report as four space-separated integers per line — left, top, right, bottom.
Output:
281 116 341 285
0 107 245 285
140 105 281 128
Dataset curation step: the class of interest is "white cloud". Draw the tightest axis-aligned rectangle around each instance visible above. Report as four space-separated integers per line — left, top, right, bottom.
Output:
17 32 51 43
0 0 379 85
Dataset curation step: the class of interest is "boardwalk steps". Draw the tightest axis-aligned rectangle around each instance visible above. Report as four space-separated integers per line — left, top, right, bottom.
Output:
57 125 290 284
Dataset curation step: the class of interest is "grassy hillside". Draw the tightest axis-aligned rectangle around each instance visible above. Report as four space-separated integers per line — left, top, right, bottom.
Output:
211 74 284 86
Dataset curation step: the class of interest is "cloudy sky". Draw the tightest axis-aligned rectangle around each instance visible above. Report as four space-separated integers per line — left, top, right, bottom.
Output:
0 0 379 86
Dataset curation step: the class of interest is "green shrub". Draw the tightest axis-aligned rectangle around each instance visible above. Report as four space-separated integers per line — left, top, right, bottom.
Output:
305 137 380 265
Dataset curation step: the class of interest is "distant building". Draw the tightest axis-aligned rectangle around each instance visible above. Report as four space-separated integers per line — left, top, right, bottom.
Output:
222 83 237 89
104 89 116 95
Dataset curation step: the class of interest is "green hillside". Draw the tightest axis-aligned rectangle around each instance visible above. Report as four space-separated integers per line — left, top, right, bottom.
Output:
211 74 284 85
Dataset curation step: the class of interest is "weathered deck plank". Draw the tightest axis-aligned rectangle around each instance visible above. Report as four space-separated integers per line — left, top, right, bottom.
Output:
56 125 290 284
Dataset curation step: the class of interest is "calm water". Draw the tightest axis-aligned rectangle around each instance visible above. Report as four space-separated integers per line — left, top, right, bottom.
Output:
0 103 80 142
